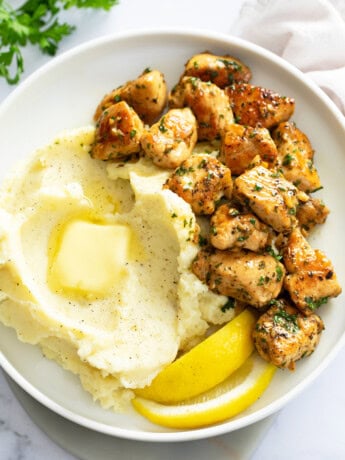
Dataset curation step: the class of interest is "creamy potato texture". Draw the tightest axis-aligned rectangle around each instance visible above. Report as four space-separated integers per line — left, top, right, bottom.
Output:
0 127 233 410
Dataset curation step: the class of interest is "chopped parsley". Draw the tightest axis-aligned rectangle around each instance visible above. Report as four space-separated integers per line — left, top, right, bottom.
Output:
253 183 263 192
159 117 168 133
273 308 299 333
265 246 283 261
229 209 240 217
198 235 208 247
175 165 194 176
221 298 235 312
304 296 329 310
282 153 294 166
217 59 242 71
275 265 284 282
258 275 270 286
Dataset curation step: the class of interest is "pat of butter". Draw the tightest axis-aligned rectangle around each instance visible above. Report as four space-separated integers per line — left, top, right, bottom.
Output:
52 220 130 296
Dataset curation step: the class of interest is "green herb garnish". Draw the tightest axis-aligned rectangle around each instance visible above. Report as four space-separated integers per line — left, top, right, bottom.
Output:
273 308 299 333
304 296 329 310
0 0 119 84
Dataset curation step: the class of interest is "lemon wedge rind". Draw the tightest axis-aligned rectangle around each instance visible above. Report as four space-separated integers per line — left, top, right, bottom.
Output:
132 354 276 429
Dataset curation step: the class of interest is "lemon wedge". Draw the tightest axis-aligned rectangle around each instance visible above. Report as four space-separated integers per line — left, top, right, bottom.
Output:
132 353 276 429
135 309 256 403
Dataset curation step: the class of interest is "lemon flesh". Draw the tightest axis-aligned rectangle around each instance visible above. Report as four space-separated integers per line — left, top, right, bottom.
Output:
135 309 256 403
132 353 276 429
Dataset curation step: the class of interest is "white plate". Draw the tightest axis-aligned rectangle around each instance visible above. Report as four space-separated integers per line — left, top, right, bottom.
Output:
0 29 344 442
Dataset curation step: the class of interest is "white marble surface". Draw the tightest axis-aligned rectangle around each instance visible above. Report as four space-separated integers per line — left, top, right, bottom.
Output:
1 0 345 459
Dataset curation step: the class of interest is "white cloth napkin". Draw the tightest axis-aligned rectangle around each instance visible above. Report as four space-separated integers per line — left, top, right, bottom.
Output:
232 0 345 114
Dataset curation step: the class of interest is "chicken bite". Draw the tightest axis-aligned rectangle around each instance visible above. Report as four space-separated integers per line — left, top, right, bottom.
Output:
272 122 322 193
210 204 271 251
296 196 329 234
183 52 251 87
282 228 342 315
94 68 167 125
169 76 234 141
219 124 278 175
141 108 197 169
253 300 324 370
192 248 285 308
233 165 307 233
91 101 144 161
164 154 232 215
225 83 295 129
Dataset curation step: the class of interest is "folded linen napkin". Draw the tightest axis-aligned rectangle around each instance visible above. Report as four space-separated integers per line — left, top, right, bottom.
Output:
232 0 345 114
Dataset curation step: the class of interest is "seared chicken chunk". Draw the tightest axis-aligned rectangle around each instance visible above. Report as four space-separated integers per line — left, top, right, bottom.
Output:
226 83 295 129
210 204 271 251
141 108 197 169
272 122 322 193
169 76 234 140
183 52 251 87
94 69 167 125
253 300 324 370
233 165 307 233
282 228 342 315
296 196 329 234
91 101 144 160
164 154 232 215
219 124 278 175
192 248 285 308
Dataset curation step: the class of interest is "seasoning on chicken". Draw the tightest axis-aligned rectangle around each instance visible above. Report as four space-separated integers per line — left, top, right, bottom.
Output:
233 165 308 233
210 203 271 251
296 197 329 234
225 83 295 129
282 228 342 315
94 69 168 125
272 122 322 193
183 52 252 88
164 154 232 215
141 108 197 169
253 299 324 370
91 101 144 160
219 124 278 175
169 76 234 141
192 248 285 308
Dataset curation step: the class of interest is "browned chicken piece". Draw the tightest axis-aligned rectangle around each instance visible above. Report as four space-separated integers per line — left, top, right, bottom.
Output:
91 101 144 160
169 76 234 141
183 52 251 87
253 300 324 370
164 154 232 215
219 124 278 175
192 248 285 308
282 228 342 315
297 197 329 234
210 203 271 251
233 165 307 233
141 108 197 169
94 69 167 125
272 122 322 193
225 83 295 129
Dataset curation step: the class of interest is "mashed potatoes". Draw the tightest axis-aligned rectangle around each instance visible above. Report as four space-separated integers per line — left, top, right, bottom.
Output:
0 127 233 411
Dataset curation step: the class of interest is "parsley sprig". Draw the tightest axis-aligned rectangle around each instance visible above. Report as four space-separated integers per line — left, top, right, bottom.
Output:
0 0 118 84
